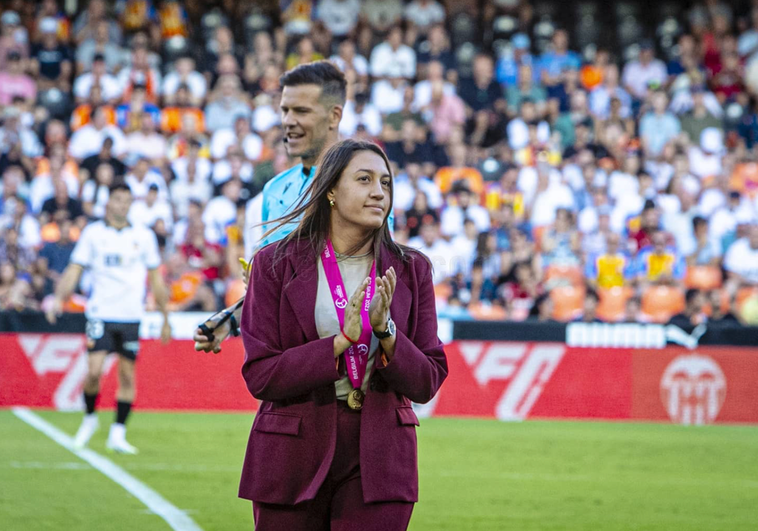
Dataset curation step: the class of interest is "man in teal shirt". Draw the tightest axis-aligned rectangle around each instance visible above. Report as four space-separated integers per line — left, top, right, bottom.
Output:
195 61 391 352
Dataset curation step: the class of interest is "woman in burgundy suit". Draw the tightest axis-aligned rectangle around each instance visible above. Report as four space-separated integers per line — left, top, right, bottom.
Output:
239 139 448 530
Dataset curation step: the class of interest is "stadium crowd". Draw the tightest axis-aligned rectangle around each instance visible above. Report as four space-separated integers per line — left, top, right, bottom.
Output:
0 0 758 325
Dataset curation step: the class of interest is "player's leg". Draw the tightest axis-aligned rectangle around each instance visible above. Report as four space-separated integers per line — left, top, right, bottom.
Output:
74 318 112 448
106 323 140 454
73 350 108 448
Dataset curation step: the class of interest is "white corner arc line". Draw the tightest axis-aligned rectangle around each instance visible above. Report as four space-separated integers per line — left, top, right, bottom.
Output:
12 407 204 531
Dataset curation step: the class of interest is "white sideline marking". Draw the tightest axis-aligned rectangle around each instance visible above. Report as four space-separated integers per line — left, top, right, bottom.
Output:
12 407 204 531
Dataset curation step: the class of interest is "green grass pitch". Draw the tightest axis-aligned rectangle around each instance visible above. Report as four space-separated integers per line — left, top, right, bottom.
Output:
1 410 757 530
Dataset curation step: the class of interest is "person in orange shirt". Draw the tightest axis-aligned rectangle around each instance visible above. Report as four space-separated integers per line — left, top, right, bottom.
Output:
160 83 205 134
70 85 116 131
157 0 188 39
434 142 484 196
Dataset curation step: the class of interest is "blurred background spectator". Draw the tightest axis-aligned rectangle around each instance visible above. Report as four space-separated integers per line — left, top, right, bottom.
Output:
0 0 757 326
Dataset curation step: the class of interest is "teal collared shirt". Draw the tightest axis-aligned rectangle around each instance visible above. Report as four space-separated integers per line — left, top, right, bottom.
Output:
259 163 394 247
260 163 314 246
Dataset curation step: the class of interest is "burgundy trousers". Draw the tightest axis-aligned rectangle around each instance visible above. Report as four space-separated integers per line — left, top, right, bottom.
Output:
252 401 415 531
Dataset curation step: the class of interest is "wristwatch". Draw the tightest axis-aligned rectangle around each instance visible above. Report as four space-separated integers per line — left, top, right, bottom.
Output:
374 317 396 339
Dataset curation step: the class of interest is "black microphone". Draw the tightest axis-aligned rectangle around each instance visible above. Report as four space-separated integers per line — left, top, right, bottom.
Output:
283 137 289 143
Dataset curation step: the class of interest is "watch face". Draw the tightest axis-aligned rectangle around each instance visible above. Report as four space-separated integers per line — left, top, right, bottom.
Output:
388 319 396 335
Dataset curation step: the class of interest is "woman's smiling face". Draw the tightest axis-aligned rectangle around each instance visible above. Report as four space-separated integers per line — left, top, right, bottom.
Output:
328 150 392 233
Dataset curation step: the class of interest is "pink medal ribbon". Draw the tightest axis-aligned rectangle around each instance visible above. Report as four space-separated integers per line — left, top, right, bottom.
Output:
321 239 376 391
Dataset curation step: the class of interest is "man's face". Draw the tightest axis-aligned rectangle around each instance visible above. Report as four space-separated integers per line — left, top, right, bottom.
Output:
420 223 438 246
749 226 758 249
388 28 402 48
280 84 335 161
235 117 249 137
652 232 667 253
652 92 667 113
95 20 109 42
606 232 619 253
473 57 493 81
428 61 443 81
553 30 568 52
92 59 106 76
457 190 471 208
177 57 193 75
691 292 706 313
108 189 133 220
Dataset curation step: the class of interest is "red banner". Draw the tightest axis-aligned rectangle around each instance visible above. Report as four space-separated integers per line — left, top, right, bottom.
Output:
2 334 757 425
0 334 255 412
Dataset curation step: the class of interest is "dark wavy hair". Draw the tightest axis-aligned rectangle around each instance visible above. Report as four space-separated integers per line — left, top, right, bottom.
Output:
261 139 411 274
279 60 347 107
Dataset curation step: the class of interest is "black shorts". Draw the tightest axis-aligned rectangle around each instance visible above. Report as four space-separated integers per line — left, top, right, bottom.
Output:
86 319 140 360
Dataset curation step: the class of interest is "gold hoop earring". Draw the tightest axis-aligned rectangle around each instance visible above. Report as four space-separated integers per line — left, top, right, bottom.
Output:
329 199 335 207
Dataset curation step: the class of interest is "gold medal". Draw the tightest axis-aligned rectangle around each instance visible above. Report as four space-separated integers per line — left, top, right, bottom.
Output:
347 389 365 410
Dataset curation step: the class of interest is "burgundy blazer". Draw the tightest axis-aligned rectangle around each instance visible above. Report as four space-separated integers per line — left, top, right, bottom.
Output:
238 239 448 505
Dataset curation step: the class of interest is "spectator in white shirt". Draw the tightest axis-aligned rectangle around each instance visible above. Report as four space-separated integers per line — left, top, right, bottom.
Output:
413 60 455 111
448 218 480 277
370 76 408 114
73 53 122 104
621 41 667 100
129 183 173 231
125 158 169 203
29 154 80 214
724 225 758 286
211 148 254 188
125 114 167 166
340 92 383 137
709 191 756 247
162 54 207 107
170 158 213 220
317 0 362 37
204 75 252 133
440 180 490 238
361 0 403 34
210 115 263 161
171 140 212 183
589 64 632 119
404 0 445 35
1 195 40 249
68 106 126 160
688 127 724 181
0 106 42 158
739 8 758 63
407 219 453 284
75 19 122 74
393 162 443 211
203 177 241 244
118 47 162 104
330 39 369 81
81 162 113 219
529 165 575 228
370 26 416 79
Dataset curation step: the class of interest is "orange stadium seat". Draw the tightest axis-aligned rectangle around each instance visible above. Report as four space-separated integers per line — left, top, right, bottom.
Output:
532 226 547 252
467 302 508 320
544 264 584 286
641 286 685 323
433 282 453 305
684 265 722 290
597 286 633 322
225 278 247 308
170 271 202 305
550 285 585 322
736 287 758 313
63 294 87 313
